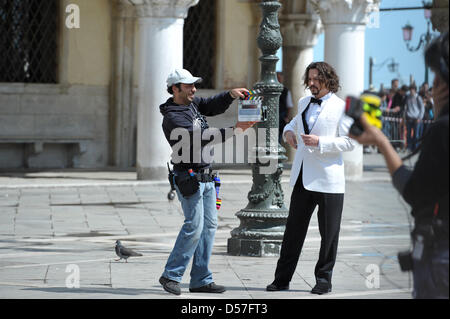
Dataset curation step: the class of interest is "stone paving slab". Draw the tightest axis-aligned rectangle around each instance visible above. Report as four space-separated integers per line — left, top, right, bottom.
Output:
0 155 415 301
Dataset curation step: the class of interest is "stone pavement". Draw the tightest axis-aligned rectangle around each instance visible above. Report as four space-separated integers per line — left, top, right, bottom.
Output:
0 154 416 300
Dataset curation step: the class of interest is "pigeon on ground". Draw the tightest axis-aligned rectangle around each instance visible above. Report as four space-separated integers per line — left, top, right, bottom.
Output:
115 240 143 262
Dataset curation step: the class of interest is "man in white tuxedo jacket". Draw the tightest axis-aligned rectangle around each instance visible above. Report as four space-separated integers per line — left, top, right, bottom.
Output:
267 62 356 295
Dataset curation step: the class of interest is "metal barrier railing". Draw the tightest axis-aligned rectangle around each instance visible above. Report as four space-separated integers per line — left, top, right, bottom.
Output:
381 112 406 150
381 111 434 151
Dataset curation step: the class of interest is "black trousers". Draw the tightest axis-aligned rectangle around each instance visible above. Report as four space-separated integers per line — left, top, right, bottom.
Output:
273 169 344 287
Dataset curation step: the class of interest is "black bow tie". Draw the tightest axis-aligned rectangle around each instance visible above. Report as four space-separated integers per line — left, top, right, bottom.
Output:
310 97 322 106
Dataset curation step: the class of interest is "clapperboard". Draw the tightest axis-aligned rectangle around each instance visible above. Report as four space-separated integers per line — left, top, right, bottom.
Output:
238 89 263 122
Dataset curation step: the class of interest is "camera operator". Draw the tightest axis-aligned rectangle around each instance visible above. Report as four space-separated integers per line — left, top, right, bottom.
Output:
349 32 449 299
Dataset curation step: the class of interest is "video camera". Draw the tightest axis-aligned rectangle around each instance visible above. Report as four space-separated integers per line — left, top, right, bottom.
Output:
345 93 383 136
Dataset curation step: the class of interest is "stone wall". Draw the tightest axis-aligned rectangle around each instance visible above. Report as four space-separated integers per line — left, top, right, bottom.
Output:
0 84 109 169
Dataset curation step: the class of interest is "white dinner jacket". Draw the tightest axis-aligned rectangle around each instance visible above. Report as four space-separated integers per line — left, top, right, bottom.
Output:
283 93 356 194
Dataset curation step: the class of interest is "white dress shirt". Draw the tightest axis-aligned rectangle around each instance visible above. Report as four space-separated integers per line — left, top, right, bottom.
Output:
305 92 332 134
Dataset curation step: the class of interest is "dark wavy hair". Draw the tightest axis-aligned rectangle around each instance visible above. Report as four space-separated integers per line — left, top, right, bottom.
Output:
425 31 449 84
303 62 340 93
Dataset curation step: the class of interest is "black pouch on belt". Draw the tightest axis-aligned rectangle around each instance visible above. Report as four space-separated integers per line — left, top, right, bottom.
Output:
175 173 199 197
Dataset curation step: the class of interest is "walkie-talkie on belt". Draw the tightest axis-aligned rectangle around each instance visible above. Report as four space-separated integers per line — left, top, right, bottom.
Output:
167 162 176 200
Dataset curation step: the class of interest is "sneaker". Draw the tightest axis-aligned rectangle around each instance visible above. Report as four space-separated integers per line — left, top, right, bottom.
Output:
189 282 226 293
159 276 181 295
266 282 289 291
311 283 332 295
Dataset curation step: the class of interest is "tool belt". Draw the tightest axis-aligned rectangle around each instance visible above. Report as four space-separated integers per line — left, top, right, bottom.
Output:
174 169 215 197
193 169 215 183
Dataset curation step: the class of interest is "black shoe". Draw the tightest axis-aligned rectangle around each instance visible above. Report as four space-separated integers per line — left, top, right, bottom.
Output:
189 282 226 293
159 276 181 295
266 282 289 291
311 283 332 295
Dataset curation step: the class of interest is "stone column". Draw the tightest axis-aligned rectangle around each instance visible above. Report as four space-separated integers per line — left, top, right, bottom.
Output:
279 0 321 108
311 0 380 179
110 1 138 168
279 0 322 161
431 0 449 33
131 0 199 180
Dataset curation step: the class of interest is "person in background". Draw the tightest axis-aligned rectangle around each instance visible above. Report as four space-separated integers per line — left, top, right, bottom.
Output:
419 92 435 138
379 90 390 138
381 88 397 142
277 72 295 143
387 88 396 110
391 84 409 115
391 85 409 150
419 82 430 100
404 84 425 152
391 78 400 92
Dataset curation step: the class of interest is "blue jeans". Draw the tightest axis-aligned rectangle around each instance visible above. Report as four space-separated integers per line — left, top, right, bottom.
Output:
406 119 419 151
413 240 449 299
382 120 392 140
162 178 218 289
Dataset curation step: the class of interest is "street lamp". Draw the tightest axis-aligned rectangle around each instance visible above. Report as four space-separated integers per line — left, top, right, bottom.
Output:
402 23 414 42
401 1 434 84
227 0 288 257
369 57 399 90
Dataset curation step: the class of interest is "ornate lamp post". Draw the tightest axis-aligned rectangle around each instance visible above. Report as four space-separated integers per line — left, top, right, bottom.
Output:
227 0 288 257
401 1 434 84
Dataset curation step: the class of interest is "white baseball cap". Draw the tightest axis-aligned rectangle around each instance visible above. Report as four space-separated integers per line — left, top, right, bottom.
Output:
166 69 203 87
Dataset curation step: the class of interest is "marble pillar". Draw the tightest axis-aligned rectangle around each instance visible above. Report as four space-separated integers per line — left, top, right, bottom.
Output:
311 0 380 179
110 1 138 168
280 0 321 108
130 0 200 180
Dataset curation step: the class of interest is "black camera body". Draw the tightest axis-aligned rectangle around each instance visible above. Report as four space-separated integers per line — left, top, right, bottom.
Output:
345 96 365 136
398 250 414 272
345 94 383 136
